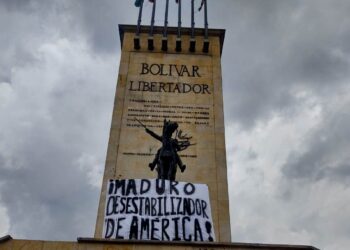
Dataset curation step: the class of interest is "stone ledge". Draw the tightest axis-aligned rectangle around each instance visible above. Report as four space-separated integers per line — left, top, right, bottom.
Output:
0 235 320 250
78 237 320 249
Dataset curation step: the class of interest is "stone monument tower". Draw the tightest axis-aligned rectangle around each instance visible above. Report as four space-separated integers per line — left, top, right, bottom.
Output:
94 25 230 242
93 0 231 242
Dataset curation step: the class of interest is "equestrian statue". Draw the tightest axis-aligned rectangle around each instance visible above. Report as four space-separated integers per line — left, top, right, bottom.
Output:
136 118 194 181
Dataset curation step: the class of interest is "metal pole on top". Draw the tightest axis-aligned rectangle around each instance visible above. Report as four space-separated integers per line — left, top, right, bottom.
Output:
191 0 195 38
203 0 210 53
176 0 182 52
162 0 169 51
204 0 208 39
148 0 156 50
134 0 144 50
189 0 196 52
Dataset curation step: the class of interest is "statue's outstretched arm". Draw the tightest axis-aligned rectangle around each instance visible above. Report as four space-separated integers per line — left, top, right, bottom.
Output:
145 128 162 142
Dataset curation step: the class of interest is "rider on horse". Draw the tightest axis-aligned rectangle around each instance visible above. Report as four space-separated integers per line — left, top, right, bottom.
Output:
145 119 188 180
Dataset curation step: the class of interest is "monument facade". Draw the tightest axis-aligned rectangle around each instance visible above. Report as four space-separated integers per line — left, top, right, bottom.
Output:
94 24 231 242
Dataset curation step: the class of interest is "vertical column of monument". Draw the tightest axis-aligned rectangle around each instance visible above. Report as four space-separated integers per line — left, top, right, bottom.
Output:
94 32 132 238
212 38 231 242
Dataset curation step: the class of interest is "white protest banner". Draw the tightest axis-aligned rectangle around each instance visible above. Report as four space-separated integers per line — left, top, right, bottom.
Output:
103 179 215 242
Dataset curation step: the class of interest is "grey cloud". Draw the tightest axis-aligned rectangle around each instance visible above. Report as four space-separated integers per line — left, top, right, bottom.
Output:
0 0 33 11
0 1 74 83
72 0 125 53
282 109 350 184
67 0 161 54
0 117 99 239
0 0 116 239
221 0 350 128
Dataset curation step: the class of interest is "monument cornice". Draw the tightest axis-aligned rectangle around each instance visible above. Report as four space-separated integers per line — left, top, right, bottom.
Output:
118 24 226 55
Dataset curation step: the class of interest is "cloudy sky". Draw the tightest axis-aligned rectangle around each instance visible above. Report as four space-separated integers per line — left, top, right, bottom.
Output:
1 0 350 249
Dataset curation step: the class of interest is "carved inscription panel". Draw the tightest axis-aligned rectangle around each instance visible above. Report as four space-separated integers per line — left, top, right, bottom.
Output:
115 52 215 183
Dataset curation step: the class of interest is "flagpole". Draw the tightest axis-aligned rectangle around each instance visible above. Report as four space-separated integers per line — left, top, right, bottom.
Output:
136 0 144 36
162 0 169 51
189 0 196 52
163 0 169 37
149 0 156 36
177 0 181 38
148 0 156 50
134 0 144 49
176 0 182 52
204 0 208 39
191 0 195 38
203 0 209 53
